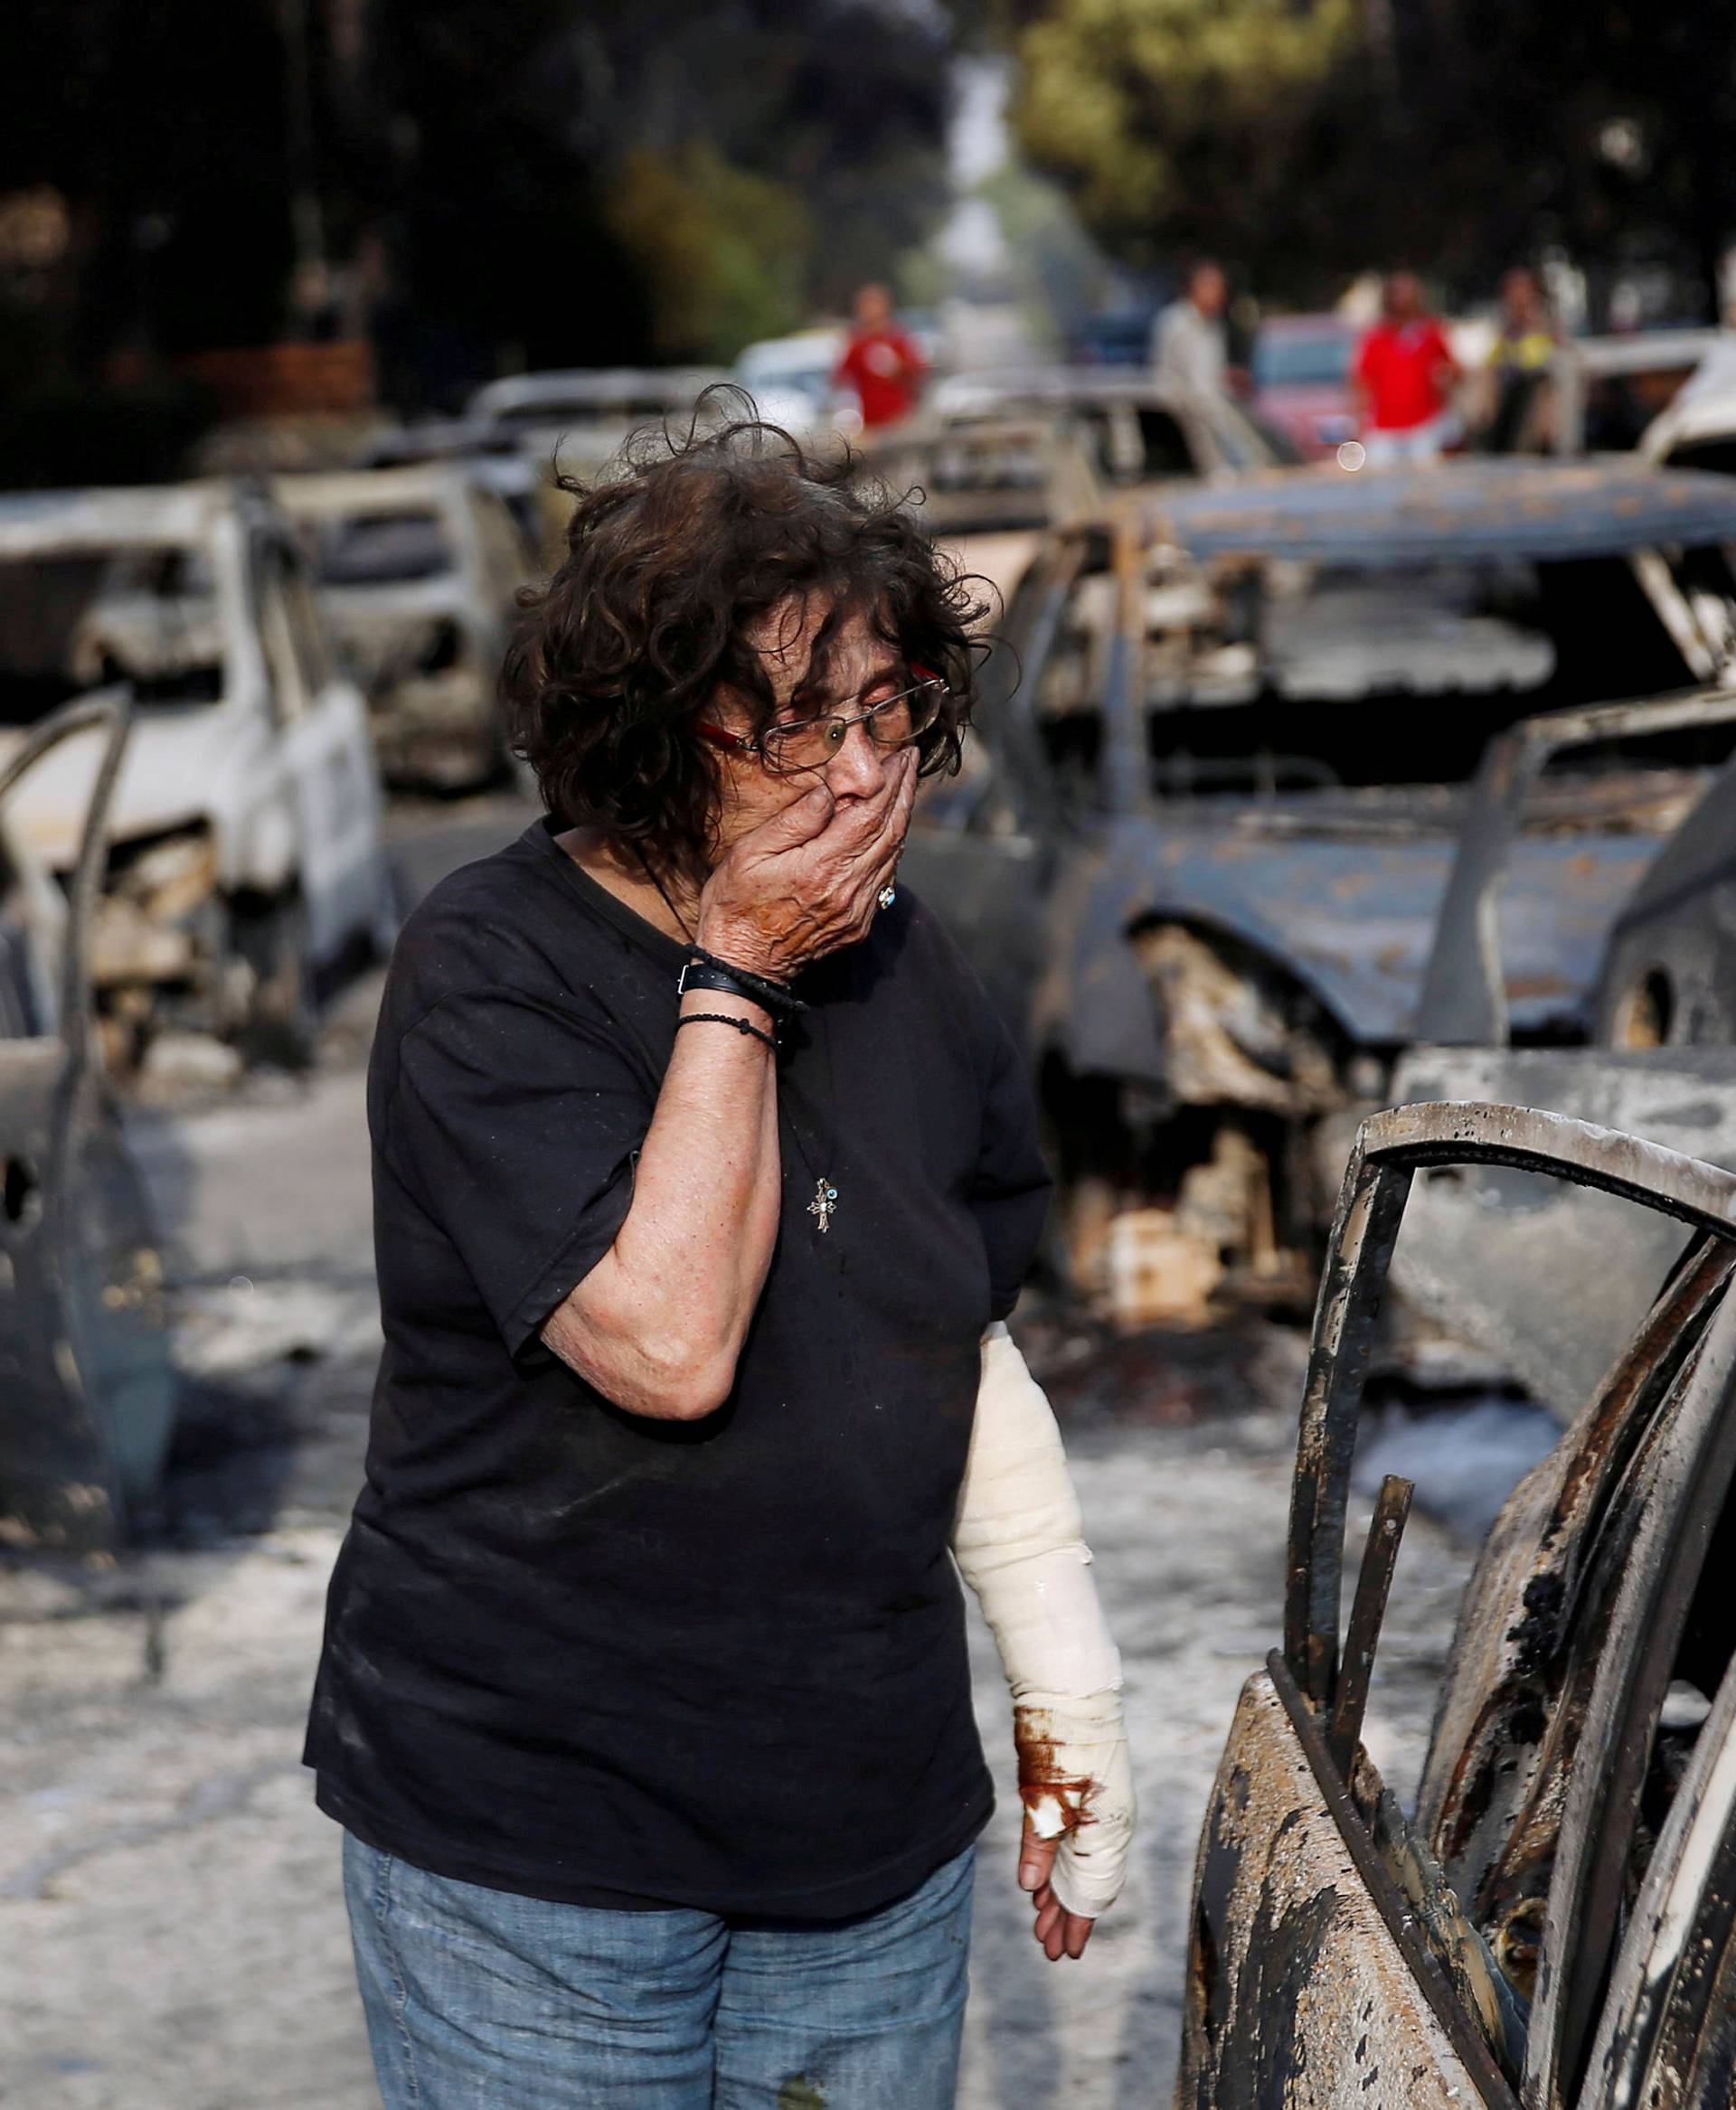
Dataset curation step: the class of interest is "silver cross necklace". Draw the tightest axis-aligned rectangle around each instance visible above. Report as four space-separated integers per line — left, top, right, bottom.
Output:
641 851 841 1236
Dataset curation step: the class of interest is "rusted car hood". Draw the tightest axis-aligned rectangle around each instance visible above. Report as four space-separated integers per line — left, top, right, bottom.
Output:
1055 804 1658 1070
1145 458 1736 565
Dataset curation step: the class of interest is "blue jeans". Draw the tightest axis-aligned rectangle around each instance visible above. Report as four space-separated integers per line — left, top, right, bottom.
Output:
342 1832 975 2108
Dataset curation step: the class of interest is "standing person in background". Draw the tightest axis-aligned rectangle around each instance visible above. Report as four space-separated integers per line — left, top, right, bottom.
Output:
1151 259 1238 397
1484 266 1561 453
1353 270 1461 464
834 283 928 431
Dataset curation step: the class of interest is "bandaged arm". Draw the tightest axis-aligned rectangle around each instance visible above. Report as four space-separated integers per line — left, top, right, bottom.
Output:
951 1323 1136 1918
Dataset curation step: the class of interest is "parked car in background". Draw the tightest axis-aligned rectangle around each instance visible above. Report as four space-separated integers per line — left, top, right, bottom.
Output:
858 411 1102 617
731 329 853 438
1551 329 1721 453
927 368 1284 488
276 463 530 791
0 481 395 1070
464 366 728 480
355 419 550 562
1180 1097 1736 2109
0 694 175 1551
900 458 1736 1324
1250 314 1358 460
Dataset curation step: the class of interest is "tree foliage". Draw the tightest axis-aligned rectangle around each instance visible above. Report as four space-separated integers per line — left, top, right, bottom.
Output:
604 146 810 363
1010 0 1736 316
1015 0 1356 272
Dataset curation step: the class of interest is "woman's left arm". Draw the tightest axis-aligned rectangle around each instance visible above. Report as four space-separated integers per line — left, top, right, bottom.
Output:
952 1323 1136 1963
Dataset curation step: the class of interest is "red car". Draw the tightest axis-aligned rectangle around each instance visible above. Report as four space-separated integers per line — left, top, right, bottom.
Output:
1250 315 1358 461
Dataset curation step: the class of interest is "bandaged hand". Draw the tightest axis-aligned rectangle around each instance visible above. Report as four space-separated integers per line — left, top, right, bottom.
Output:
952 1323 1136 1959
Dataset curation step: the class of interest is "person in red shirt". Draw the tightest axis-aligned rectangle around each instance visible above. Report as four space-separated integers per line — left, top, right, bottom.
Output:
834 283 928 431
1353 271 1461 465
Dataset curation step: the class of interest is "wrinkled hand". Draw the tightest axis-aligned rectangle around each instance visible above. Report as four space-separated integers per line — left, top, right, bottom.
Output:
1018 1817 1097 1963
694 749 916 982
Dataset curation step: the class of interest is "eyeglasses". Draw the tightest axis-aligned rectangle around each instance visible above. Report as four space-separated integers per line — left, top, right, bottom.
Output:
697 672 945 777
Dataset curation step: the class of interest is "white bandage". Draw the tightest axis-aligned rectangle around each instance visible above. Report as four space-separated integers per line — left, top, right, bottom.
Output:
951 1323 1136 1920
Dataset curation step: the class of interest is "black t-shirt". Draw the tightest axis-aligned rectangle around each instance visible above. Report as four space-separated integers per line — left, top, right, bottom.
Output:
305 819 1051 1920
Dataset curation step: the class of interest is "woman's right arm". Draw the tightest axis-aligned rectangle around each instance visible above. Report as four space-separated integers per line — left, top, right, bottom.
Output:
541 755 914 1419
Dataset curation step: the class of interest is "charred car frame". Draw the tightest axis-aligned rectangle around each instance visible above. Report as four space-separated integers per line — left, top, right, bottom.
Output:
1180 1099 1736 2107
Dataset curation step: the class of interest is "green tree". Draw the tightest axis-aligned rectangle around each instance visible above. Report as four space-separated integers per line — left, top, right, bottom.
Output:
604 146 809 362
1010 0 1736 317
1012 0 1357 285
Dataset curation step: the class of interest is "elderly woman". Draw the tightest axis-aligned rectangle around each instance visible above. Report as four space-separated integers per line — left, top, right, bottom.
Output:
305 419 1133 2110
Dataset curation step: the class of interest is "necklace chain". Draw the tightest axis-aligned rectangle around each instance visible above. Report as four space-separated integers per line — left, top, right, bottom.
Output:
637 848 696 943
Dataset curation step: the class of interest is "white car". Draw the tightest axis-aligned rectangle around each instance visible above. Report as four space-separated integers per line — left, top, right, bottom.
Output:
0 480 394 1067
276 462 532 790
1638 343 1736 476
731 330 855 437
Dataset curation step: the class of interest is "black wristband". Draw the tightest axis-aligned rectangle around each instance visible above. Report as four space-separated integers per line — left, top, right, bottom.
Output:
676 1011 778 1052
676 962 778 1016
678 948 807 1021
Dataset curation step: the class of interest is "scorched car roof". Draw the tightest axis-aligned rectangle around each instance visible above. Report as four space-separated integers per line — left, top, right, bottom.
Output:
1141 457 1736 566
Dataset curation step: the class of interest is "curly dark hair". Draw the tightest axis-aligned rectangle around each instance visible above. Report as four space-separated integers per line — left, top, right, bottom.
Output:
502 400 988 879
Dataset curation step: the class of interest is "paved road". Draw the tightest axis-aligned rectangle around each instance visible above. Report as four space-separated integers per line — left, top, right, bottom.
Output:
0 803 1479 2109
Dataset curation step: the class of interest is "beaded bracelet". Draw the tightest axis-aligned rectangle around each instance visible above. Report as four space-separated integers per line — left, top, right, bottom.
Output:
676 1011 778 1053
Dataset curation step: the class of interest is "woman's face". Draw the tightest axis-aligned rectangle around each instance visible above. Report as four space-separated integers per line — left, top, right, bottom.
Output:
707 598 912 860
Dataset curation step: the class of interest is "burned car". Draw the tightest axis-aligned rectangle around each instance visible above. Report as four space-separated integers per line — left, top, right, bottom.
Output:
858 411 1102 617
0 694 175 1550
1179 1099 1736 2108
465 365 729 483
901 459 1736 1323
276 462 532 790
926 368 1284 490
1364 684 1736 1419
0 481 395 1069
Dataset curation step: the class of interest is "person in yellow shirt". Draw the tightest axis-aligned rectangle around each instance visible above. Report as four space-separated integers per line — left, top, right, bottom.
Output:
1486 267 1560 452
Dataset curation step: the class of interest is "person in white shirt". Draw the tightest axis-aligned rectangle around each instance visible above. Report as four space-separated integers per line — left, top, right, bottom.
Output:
1152 260 1231 396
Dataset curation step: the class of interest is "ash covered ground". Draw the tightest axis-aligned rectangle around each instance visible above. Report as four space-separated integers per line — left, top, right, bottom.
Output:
0 799 1487 2110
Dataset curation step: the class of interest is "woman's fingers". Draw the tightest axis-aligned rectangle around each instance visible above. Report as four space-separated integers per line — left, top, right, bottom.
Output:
1019 1814 1059 1893
706 750 920 971
1029 1890 1094 1963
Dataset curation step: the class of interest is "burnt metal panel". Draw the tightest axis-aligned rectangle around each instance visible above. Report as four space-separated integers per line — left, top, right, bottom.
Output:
1064 809 1654 1060
1387 1047 1736 1420
1144 460 1736 568
1417 689 1736 1049
1176 1660 1518 2108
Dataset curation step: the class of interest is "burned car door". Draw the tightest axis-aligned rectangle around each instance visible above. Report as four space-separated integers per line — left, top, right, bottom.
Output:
1180 1101 1736 2108
0 695 174 1550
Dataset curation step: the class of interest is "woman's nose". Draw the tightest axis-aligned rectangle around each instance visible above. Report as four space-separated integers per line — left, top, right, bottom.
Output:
826 720 890 796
